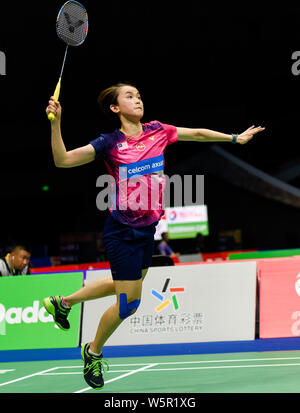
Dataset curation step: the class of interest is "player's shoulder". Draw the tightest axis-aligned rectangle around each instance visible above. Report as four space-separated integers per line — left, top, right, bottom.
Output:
92 130 120 150
97 131 117 142
142 120 164 133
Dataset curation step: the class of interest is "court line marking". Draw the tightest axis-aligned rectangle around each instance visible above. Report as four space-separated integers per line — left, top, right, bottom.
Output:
0 367 57 388
143 363 300 371
3 356 300 389
38 356 300 371
133 357 300 365
43 363 300 374
73 363 158 393
43 370 133 375
43 362 300 376
48 363 150 368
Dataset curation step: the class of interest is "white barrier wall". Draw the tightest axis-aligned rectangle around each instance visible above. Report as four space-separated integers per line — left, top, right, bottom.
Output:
81 262 257 346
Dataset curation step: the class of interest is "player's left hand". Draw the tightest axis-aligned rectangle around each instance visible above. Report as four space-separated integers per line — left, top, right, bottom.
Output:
237 125 265 144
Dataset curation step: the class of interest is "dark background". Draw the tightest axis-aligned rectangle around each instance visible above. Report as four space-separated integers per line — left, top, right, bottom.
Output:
1 2 300 261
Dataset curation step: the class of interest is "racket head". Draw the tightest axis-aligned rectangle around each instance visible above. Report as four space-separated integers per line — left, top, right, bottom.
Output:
56 1 88 47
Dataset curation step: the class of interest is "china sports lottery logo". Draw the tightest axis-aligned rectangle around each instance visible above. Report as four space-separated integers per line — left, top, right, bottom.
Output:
151 278 185 312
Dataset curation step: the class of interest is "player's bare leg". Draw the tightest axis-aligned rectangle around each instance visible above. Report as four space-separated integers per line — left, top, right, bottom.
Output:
81 269 148 389
64 276 115 307
89 268 148 354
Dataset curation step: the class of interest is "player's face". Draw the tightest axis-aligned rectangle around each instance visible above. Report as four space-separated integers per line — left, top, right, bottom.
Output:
114 86 144 120
12 250 30 270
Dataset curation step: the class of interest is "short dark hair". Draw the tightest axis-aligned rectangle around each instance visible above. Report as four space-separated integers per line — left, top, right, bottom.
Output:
11 245 31 254
97 82 137 120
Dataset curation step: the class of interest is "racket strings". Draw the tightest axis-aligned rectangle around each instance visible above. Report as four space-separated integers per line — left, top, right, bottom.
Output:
56 1 88 47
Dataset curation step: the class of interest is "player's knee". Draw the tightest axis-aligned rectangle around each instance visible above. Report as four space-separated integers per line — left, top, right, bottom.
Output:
119 293 141 320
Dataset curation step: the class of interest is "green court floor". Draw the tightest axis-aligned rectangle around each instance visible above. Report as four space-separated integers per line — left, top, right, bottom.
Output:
1 350 300 393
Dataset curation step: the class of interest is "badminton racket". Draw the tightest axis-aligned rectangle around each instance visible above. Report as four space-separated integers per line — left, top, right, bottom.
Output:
48 0 88 121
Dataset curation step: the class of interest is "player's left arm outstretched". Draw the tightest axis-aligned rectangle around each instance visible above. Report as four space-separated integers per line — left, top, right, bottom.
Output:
176 125 265 144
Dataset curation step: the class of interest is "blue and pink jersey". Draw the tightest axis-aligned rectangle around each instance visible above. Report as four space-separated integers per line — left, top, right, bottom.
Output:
90 121 178 227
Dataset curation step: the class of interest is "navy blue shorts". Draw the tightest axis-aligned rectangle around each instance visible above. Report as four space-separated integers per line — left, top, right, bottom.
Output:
102 214 157 281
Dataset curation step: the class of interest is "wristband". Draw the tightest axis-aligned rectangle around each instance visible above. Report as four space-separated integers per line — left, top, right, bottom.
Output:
231 134 238 144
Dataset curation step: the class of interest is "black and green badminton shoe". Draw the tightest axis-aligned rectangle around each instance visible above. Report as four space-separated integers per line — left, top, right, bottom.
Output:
43 295 71 330
81 343 108 390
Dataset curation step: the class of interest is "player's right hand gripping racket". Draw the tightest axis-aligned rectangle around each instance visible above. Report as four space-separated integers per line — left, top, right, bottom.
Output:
48 0 88 121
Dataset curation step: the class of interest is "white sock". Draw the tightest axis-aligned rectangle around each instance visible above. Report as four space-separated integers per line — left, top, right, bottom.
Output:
88 346 101 358
60 296 71 309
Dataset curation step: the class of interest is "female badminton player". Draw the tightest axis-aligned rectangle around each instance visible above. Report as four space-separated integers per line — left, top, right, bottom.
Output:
44 82 265 389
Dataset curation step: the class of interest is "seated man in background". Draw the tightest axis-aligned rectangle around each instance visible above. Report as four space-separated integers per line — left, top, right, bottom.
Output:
0 245 31 276
157 232 180 259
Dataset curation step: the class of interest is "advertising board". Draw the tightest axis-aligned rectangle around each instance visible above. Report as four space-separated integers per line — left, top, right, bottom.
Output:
0 273 83 350
81 262 256 346
260 269 300 338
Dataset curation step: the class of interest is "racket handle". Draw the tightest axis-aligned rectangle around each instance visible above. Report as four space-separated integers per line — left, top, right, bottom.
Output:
48 77 62 121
